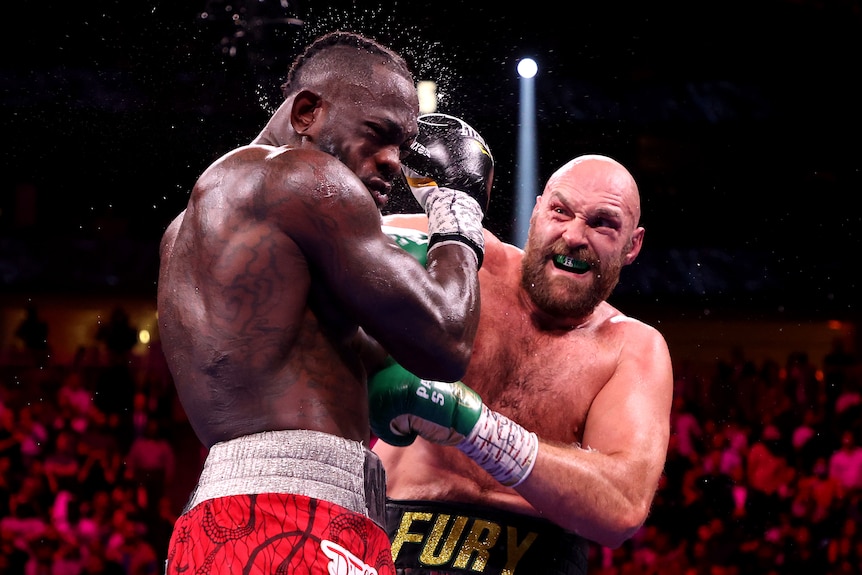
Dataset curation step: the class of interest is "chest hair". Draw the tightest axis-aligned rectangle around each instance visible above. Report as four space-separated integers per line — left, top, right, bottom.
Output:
465 311 611 445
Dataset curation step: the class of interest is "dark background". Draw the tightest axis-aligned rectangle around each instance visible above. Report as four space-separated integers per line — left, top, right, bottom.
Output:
2 0 860 319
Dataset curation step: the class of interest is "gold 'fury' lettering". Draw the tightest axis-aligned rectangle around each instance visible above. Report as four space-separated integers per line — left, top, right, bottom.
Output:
390 512 538 573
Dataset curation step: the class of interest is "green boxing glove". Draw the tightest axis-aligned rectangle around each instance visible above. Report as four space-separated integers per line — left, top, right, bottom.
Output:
369 360 539 487
369 360 483 447
383 225 429 266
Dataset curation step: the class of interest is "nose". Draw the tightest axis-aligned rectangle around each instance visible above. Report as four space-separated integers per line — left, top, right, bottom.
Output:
561 216 589 248
375 145 401 181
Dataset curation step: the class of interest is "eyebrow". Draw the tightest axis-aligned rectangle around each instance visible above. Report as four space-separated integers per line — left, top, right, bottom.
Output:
593 206 623 221
551 192 623 221
370 117 415 143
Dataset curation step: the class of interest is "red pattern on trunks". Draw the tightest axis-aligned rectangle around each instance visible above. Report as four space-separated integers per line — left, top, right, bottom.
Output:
166 493 395 574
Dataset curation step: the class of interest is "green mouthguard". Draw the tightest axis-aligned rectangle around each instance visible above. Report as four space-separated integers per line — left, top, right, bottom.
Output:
553 254 590 273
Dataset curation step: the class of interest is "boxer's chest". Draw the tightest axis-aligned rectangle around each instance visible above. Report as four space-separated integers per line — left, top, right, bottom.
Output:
465 309 615 445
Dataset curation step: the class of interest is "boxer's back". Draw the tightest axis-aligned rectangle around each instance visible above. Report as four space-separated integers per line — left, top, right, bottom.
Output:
158 145 367 448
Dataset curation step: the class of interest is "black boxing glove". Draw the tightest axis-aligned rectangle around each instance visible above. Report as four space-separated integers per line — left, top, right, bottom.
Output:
405 113 494 212
403 113 494 267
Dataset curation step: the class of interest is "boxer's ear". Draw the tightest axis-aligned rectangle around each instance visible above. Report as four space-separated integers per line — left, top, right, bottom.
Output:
623 227 644 265
291 90 323 135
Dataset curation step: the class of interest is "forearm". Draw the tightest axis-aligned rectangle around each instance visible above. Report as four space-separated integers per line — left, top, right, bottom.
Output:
372 243 480 381
458 408 655 547
376 112 490 380
369 362 662 548
515 441 659 548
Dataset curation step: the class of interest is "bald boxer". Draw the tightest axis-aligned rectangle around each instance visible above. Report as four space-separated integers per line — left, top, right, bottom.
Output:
158 33 493 574
372 154 673 574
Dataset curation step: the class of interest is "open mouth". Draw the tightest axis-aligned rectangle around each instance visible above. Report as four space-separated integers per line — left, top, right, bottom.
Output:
553 254 590 274
367 183 389 208
373 190 389 208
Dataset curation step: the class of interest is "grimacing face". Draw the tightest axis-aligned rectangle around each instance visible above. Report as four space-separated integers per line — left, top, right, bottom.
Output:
518 157 642 320
314 69 418 210
520 226 630 319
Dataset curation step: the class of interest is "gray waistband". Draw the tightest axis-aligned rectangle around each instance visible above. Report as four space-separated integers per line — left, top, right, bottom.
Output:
185 430 386 526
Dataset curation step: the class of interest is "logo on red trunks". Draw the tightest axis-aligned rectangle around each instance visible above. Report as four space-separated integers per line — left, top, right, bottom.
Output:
321 539 379 575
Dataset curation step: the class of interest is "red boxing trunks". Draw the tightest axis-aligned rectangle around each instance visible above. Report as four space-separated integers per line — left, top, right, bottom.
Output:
386 499 587 575
166 430 393 575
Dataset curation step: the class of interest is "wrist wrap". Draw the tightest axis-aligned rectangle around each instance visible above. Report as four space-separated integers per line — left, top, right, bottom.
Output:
457 404 538 487
424 187 485 267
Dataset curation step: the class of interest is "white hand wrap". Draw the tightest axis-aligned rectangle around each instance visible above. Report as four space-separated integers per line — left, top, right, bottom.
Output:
457 404 539 487
424 186 485 267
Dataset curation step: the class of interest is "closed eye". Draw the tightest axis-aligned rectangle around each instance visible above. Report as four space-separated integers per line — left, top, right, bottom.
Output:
367 120 413 146
366 122 388 142
588 213 621 231
399 139 415 161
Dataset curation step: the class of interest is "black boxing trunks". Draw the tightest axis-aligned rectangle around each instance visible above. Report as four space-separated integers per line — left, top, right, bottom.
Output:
166 430 393 575
386 499 587 575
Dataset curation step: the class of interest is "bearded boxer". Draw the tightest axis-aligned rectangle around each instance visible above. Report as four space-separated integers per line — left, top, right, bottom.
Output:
158 33 494 574
372 154 674 574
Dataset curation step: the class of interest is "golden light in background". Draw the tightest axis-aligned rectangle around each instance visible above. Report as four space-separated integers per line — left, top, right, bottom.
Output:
417 81 437 114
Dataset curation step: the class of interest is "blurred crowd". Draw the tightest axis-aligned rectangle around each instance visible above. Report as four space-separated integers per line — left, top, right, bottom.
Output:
0 305 193 575
1 305 861 574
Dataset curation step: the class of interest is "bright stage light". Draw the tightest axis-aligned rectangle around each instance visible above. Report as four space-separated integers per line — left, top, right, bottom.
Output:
514 56 539 247
517 58 538 79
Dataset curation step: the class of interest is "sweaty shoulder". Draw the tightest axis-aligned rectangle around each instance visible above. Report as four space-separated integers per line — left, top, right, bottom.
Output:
480 230 522 276
210 145 357 191
599 302 668 350
196 145 375 230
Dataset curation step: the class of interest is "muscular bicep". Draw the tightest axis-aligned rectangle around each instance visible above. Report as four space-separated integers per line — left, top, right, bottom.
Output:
581 325 673 492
